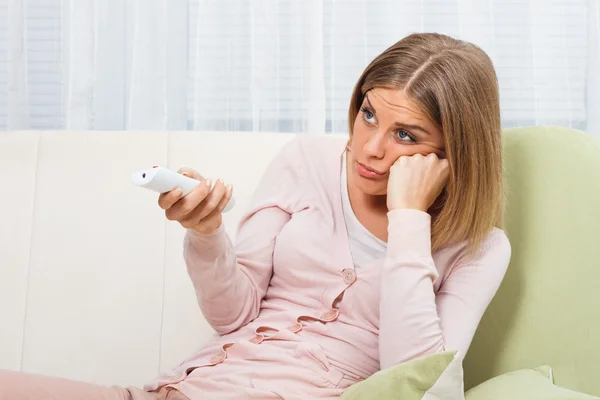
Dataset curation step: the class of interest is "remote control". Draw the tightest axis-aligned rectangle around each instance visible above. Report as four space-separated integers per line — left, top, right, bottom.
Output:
132 166 235 213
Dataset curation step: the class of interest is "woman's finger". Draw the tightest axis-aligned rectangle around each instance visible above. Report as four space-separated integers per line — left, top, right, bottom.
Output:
179 179 226 227
158 188 183 210
183 184 233 230
165 179 212 221
193 179 228 221
214 184 234 214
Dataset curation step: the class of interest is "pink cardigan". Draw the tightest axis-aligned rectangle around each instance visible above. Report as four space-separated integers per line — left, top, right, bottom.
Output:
145 135 511 398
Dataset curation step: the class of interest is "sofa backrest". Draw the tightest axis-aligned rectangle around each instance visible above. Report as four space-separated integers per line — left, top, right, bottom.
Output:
463 126 600 396
0 130 295 387
2 127 599 395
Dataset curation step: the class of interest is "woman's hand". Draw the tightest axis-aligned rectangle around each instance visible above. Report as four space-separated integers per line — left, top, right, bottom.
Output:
158 167 233 235
387 153 449 212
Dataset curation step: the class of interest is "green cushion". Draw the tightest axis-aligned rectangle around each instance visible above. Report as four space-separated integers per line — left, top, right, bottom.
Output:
465 366 598 400
463 127 600 396
340 351 464 399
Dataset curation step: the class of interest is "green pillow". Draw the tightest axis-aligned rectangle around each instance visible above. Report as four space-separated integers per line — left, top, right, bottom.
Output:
465 366 599 400
340 350 465 399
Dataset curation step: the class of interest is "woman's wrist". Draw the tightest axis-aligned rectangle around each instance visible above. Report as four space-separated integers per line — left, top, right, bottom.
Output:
388 201 428 212
190 216 223 235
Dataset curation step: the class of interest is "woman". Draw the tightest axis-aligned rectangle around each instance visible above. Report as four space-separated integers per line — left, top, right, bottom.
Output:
1 32 510 400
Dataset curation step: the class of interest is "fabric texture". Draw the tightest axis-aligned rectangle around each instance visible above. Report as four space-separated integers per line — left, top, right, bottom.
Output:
462 127 600 396
465 366 599 400
142 135 511 399
340 350 464 400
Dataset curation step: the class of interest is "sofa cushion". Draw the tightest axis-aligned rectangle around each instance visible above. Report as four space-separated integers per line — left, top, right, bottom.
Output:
465 366 598 400
340 350 464 400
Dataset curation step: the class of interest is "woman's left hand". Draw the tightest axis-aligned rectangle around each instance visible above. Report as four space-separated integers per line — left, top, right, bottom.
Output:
387 153 450 212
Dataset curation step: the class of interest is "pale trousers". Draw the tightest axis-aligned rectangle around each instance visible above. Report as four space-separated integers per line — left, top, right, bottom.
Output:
0 370 190 400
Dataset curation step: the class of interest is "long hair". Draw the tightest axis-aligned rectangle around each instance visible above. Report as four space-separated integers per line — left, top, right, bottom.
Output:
349 33 503 252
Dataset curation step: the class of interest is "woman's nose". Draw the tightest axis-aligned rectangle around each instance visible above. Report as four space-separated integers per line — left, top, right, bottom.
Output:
363 132 385 159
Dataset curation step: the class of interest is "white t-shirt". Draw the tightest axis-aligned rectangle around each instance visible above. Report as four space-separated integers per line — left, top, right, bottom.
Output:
341 153 387 268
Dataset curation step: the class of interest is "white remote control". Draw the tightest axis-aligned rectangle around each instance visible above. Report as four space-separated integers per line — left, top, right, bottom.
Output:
132 166 235 213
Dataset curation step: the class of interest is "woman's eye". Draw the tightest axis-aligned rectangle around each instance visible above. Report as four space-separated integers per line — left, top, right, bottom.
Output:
361 107 376 124
396 130 416 143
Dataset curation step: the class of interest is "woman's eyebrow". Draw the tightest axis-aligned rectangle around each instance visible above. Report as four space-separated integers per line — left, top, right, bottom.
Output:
395 122 431 136
364 95 377 114
364 94 431 136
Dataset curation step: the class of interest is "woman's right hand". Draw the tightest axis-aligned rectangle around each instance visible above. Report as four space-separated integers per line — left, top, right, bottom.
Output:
158 167 233 235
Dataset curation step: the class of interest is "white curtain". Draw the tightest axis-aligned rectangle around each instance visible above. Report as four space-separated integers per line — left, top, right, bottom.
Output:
1 0 599 137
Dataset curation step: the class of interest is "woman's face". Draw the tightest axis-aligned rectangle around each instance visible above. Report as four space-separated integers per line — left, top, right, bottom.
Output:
348 87 446 196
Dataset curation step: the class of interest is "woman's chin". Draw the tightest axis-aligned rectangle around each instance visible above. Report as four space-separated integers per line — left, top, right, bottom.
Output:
355 176 388 196
348 163 388 196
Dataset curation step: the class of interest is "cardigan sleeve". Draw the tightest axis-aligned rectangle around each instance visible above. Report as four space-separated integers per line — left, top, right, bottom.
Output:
379 209 511 369
182 137 305 335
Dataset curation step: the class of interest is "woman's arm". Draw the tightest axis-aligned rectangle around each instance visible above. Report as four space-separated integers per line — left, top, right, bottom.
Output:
183 137 304 335
379 209 511 369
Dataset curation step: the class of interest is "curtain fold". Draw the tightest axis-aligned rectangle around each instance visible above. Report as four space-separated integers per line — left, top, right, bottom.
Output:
93 0 126 130
588 0 600 138
127 0 167 130
6 0 29 130
1 0 598 137
63 0 94 129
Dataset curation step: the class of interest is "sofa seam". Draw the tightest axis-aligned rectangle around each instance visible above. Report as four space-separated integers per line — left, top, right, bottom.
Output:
20 131 41 372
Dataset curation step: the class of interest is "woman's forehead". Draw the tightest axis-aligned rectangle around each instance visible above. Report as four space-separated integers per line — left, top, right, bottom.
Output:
366 88 427 120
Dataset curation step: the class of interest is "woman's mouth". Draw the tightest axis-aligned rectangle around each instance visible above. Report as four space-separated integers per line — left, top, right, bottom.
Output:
355 161 386 179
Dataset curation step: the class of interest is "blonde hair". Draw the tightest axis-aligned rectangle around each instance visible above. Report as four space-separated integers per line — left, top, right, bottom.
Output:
348 33 503 252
